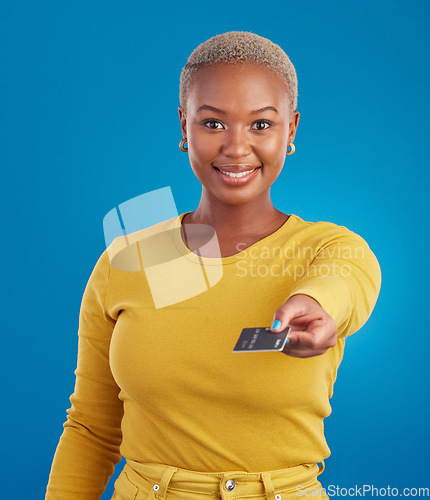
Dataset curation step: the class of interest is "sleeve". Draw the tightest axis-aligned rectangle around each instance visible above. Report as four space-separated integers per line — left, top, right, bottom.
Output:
285 226 382 339
45 249 124 499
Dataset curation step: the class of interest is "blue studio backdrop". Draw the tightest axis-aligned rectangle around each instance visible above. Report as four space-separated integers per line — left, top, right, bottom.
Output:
1 1 429 498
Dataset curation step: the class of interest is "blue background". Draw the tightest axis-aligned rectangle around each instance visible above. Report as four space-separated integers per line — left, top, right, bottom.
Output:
1 1 429 498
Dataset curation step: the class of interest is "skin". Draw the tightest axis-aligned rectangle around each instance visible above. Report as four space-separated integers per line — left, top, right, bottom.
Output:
178 61 337 358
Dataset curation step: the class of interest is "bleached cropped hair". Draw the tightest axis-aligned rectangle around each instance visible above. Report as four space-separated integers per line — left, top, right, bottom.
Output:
179 31 298 112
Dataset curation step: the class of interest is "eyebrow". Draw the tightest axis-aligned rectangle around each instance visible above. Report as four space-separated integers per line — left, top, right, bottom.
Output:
252 106 279 114
197 105 279 115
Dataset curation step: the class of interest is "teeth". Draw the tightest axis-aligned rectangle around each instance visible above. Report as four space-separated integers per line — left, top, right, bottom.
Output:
219 168 257 178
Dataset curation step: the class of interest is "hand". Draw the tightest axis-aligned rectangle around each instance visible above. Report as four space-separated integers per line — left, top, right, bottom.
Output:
271 294 338 358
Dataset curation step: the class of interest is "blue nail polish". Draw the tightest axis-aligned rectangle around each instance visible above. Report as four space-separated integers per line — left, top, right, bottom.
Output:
285 338 290 344
272 319 281 330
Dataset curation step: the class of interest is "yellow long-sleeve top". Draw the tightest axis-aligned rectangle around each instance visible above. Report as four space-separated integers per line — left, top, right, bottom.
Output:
46 212 381 499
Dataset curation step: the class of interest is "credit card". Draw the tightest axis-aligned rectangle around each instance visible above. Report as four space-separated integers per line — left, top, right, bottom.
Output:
233 326 291 353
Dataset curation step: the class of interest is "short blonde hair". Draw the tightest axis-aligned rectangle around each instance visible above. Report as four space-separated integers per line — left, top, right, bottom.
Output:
179 31 298 112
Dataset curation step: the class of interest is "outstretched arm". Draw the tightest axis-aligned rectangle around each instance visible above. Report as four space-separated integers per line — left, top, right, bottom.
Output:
271 227 381 358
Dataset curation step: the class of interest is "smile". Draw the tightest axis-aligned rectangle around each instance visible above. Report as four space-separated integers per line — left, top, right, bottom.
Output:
213 166 261 185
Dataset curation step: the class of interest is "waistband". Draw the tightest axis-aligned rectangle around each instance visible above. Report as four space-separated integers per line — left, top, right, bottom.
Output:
122 459 326 500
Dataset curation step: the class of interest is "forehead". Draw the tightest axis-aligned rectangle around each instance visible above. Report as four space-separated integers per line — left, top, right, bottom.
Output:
186 62 290 114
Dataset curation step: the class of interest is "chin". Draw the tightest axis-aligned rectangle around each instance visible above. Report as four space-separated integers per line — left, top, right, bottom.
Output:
208 188 266 207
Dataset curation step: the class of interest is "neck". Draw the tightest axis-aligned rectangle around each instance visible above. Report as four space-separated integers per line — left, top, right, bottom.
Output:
185 189 286 237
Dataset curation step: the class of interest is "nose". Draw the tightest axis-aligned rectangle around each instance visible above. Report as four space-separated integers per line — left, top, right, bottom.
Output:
221 127 252 158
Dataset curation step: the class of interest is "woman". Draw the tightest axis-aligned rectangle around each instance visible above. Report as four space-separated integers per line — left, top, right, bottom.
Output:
46 31 381 499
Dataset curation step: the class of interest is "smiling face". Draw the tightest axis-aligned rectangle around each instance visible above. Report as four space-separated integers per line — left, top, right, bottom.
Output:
179 62 300 208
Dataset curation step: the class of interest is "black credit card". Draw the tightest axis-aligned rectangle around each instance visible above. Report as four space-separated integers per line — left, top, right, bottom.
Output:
233 326 291 353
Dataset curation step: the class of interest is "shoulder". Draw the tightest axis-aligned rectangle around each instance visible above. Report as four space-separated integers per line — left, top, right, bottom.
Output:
286 214 370 248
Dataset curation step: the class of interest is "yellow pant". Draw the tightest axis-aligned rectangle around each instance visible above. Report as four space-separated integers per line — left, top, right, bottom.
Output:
111 460 329 499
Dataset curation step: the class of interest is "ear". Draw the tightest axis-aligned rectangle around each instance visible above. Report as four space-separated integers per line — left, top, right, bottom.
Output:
178 106 187 139
288 110 300 144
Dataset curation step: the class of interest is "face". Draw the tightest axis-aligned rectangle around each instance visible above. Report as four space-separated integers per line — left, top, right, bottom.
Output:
179 62 300 207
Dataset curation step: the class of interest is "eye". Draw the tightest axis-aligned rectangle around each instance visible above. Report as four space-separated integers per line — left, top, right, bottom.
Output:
202 119 225 130
251 120 272 131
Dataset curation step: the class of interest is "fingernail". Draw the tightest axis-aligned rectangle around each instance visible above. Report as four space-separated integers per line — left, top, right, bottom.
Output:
271 319 281 330
285 338 290 343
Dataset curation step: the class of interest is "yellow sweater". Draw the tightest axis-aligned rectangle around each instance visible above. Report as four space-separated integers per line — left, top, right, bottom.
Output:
46 212 381 499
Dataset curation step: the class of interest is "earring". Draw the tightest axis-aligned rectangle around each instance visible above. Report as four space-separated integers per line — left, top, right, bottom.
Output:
286 143 295 156
179 139 188 152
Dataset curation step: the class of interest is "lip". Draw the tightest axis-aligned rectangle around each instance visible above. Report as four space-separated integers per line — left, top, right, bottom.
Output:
213 165 261 185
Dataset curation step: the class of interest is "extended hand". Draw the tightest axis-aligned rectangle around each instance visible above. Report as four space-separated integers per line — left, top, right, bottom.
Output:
271 294 338 358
